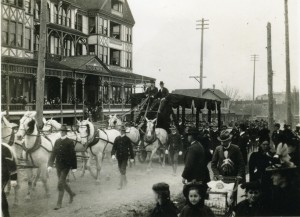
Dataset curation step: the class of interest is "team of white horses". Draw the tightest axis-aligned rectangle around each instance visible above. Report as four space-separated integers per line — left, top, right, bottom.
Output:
1 111 169 206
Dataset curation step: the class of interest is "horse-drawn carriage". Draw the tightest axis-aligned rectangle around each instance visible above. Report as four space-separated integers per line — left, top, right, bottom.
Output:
128 93 222 163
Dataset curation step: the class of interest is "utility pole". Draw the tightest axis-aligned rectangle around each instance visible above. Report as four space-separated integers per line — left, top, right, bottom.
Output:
267 23 274 132
284 0 292 126
36 0 47 128
196 18 209 97
250 54 259 121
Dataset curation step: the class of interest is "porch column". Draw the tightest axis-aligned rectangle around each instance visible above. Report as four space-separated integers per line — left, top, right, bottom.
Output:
99 80 104 121
108 81 112 113
82 79 85 119
208 107 212 123
73 79 77 120
5 75 10 118
60 78 63 124
182 106 185 128
217 103 221 130
133 84 136 94
121 83 125 111
196 107 200 129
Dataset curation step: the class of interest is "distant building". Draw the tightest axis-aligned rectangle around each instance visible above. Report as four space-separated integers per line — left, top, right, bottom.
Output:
1 0 153 122
256 92 286 104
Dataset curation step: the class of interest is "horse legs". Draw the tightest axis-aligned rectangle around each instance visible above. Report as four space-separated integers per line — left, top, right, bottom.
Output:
25 168 33 201
86 153 97 180
95 154 103 185
161 150 166 167
80 151 87 177
32 168 41 190
147 149 156 171
40 165 50 198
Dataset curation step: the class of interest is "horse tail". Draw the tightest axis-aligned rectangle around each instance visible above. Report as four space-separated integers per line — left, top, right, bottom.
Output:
2 142 18 164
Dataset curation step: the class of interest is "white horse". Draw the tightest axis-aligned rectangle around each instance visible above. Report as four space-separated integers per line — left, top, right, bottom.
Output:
16 111 58 200
42 118 88 177
77 118 120 184
108 114 140 147
144 118 168 170
1 113 21 206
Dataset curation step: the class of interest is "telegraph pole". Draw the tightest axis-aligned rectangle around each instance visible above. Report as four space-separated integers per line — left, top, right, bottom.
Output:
36 0 47 128
251 54 259 120
267 23 274 132
284 0 292 126
196 18 209 97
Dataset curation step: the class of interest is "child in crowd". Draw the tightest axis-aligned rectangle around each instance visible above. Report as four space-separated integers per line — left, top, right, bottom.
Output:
150 182 178 217
233 181 265 216
180 182 215 217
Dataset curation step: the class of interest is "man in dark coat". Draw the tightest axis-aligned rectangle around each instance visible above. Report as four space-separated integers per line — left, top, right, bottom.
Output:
111 125 135 189
237 123 250 165
156 81 169 99
2 143 18 217
166 127 183 175
145 80 158 99
182 128 210 184
211 130 245 180
48 125 77 210
271 123 282 149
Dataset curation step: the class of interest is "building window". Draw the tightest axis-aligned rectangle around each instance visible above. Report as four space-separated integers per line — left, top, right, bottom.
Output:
34 35 39 51
99 46 108 64
125 52 132 68
25 28 31 50
4 0 23 7
2 20 8 45
25 0 31 14
112 0 122 13
89 44 96 55
53 5 58 24
54 37 60 55
17 23 23 47
89 17 96 34
110 22 121 39
103 84 108 103
76 14 82 31
112 86 121 103
110 49 120 66
34 2 40 19
66 10 71 27
76 43 82 55
99 18 108 36
64 39 72 56
10 21 16 46
125 87 132 103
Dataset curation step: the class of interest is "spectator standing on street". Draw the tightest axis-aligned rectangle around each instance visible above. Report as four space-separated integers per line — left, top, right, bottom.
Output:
111 125 135 190
48 125 77 210
150 182 178 217
237 123 250 165
182 128 210 185
272 123 282 149
211 130 245 181
166 126 183 176
180 182 215 217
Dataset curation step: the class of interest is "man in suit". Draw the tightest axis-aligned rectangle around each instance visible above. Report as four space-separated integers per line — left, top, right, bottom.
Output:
157 81 169 99
145 80 158 99
48 125 77 210
211 129 245 181
237 123 250 165
111 125 135 190
182 128 210 184
2 143 17 217
166 126 183 176
271 123 282 149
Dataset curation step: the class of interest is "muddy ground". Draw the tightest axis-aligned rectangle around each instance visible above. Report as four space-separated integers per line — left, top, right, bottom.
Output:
8 158 245 217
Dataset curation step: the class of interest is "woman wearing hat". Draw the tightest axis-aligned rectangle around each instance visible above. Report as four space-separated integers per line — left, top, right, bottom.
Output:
150 182 178 217
211 130 245 180
233 182 266 216
262 143 300 216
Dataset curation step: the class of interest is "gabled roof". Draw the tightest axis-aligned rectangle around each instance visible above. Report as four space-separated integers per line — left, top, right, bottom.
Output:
68 0 135 25
172 89 230 100
60 55 110 74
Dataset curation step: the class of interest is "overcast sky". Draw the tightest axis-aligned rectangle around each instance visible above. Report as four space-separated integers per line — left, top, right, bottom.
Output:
128 0 299 98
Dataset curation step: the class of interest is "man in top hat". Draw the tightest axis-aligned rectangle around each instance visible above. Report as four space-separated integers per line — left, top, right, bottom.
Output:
145 80 158 99
156 81 169 100
182 128 210 185
272 123 282 149
166 126 183 176
211 129 245 180
111 125 135 190
48 124 77 210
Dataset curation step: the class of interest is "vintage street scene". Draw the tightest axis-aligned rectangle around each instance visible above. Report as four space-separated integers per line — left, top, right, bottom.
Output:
1 0 299 216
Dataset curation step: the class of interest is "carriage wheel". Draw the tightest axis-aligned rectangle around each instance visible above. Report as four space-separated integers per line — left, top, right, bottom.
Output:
138 150 147 163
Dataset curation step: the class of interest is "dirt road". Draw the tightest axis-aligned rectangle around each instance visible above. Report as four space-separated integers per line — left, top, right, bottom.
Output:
9 158 185 217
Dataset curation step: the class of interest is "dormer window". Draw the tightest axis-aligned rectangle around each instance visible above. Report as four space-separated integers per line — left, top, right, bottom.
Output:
112 0 122 13
89 16 96 34
110 21 121 40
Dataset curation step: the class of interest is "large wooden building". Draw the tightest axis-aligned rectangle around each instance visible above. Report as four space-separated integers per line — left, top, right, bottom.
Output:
1 0 153 122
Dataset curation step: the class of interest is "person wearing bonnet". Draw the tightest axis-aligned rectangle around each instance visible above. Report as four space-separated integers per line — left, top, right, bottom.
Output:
233 181 266 216
150 182 178 217
262 142 300 216
180 181 215 217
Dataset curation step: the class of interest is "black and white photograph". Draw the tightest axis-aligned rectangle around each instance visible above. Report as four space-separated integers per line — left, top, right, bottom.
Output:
1 0 299 216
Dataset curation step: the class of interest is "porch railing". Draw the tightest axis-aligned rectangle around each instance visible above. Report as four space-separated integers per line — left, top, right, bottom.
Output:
1 103 84 111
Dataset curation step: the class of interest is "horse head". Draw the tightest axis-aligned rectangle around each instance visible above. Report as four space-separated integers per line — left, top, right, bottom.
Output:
108 114 121 129
145 117 157 142
77 118 94 145
16 111 36 140
42 118 61 133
